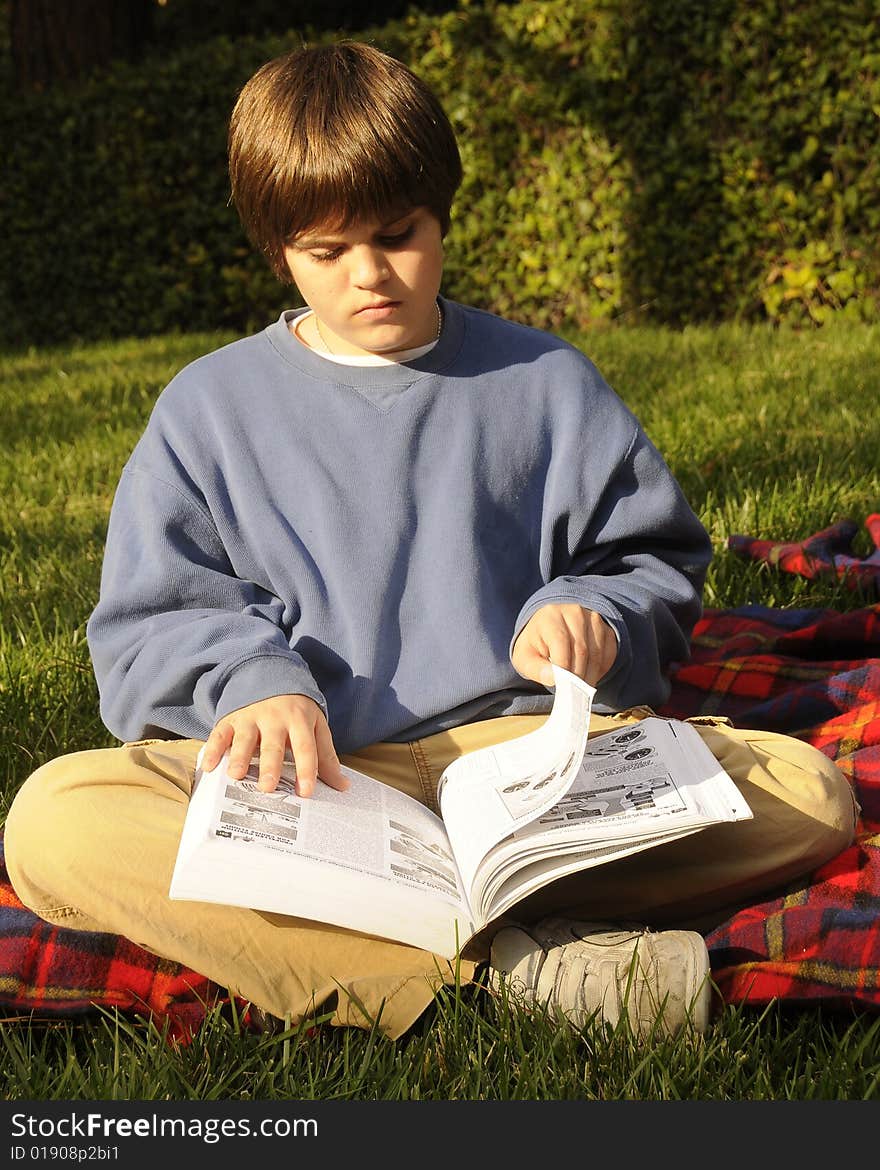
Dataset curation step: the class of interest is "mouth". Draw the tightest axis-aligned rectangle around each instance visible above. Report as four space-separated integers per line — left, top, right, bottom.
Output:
356 301 401 319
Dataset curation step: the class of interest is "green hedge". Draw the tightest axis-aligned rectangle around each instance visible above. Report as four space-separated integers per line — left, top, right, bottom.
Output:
3 0 879 346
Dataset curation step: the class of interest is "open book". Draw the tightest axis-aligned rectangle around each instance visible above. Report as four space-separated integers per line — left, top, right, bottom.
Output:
170 667 752 958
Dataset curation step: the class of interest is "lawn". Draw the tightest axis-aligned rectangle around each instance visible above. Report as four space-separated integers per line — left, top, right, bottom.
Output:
1 318 878 1100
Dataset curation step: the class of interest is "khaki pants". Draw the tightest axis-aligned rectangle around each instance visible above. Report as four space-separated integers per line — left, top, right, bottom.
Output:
4 711 858 1039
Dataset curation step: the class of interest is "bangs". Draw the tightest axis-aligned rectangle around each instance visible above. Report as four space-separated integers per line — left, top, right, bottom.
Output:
279 141 444 244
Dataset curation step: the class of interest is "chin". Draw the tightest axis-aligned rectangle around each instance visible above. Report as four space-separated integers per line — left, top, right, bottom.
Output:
360 330 411 354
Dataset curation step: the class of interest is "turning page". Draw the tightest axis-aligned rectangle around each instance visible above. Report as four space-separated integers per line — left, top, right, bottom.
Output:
469 716 752 921
437 666 595 908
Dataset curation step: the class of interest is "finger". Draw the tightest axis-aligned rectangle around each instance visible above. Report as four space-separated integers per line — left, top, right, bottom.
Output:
315 720 348 792
200 721 234 772
289 724 319 799
544 620 589 680
584 617 617 686
256 736 288 793
561 612 591 681
543 630 573 674
583 628 606 686
226 724 259 780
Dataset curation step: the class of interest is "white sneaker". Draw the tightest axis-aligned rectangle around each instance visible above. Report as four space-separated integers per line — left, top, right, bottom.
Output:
489 917 713 1038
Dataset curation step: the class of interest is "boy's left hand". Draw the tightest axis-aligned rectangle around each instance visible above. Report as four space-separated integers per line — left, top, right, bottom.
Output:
511 603 617 688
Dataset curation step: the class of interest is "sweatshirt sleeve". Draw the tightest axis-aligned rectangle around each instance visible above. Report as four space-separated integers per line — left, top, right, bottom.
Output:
510 417 712 713
86 463 326 743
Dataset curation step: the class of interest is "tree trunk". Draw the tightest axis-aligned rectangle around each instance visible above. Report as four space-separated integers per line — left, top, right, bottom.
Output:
10 0 155 91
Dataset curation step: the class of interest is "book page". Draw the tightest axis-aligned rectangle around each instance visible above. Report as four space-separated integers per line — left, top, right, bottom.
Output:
481 826 704 923
471 717 752 920
170 753 477 957
437 666 595 911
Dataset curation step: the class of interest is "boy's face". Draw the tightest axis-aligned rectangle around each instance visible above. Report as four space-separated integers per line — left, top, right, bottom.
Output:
283 207 444 356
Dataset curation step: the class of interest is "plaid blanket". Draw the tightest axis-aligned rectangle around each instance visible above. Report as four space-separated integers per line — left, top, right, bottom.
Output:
728 514 880 594
1 603 878 1036
658 603 880 1012
0 834 229 1041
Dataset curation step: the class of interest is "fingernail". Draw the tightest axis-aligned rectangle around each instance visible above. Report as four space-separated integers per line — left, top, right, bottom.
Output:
539 664 555 687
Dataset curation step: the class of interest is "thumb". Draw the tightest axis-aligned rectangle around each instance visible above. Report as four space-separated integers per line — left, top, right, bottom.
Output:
512 644 555 687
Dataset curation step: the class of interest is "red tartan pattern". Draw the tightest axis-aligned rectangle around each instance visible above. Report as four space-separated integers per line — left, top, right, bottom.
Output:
728 514 880 594
659 603 880 1012
0 837 230 1041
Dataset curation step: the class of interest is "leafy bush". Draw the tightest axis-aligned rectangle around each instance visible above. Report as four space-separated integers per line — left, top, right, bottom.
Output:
2 0 879 346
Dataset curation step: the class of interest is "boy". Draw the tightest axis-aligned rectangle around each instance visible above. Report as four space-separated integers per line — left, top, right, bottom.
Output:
5 41 857 1041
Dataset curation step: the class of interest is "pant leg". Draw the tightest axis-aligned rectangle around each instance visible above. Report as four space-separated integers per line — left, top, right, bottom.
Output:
412 712 859 938
3 738 476 1040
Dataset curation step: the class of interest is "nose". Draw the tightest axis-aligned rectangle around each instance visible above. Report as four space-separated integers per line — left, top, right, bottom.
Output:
352 246 389 288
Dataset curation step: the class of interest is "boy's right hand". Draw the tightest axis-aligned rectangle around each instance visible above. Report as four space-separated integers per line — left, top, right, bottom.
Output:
200 694 348 798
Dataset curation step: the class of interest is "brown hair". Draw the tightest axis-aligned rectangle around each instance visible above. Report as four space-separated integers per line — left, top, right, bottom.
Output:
228 40 463 282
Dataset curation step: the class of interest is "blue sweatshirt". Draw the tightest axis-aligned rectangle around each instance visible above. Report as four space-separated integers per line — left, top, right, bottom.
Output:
87 298 712 752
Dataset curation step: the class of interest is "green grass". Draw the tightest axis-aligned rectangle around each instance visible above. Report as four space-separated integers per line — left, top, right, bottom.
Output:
1 319 879 1100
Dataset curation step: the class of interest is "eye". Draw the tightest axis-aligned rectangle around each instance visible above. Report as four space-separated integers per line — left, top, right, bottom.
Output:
310 247 344 264
378 224 415 248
